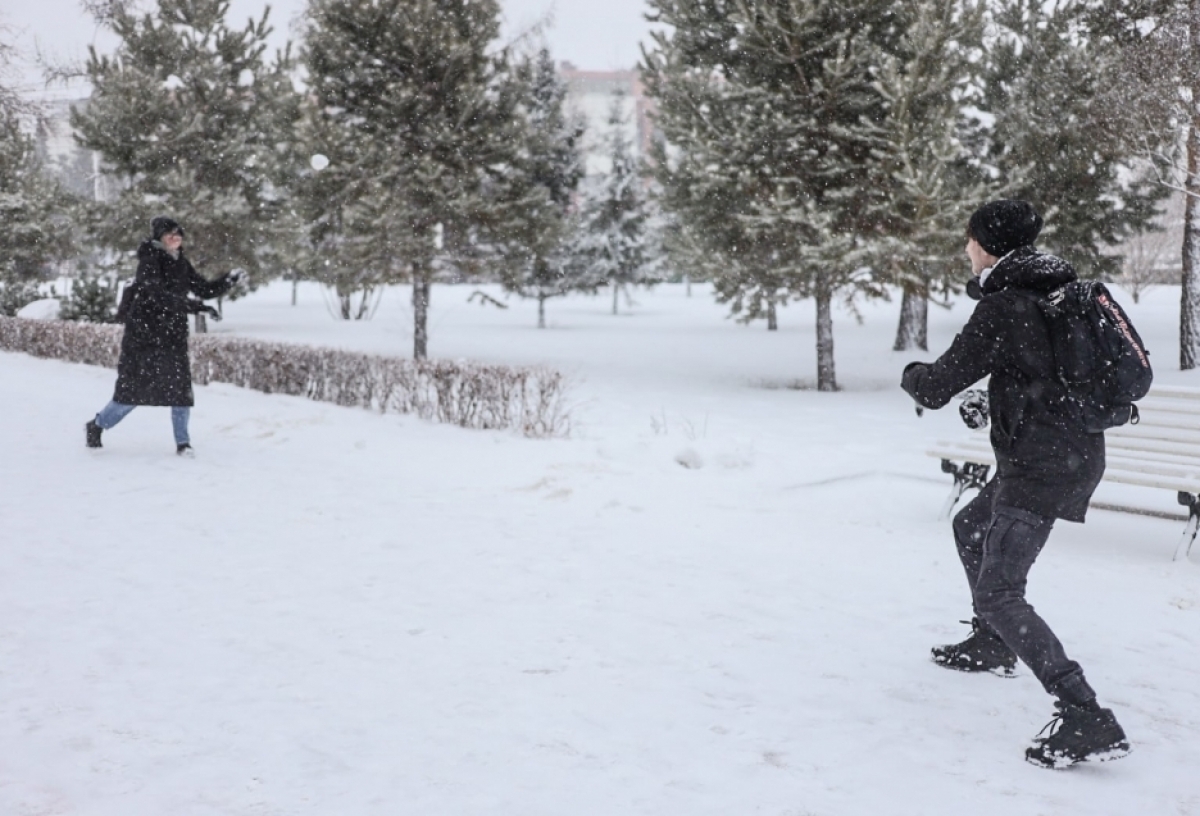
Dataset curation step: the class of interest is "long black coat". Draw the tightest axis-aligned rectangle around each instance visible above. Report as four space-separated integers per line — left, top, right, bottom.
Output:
902 247 1105 522
113 240 234 407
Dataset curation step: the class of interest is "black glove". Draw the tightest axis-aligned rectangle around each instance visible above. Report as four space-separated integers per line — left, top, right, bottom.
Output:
188 299 223 322
901 362 929 417
901 362 927 398
959 389 989 430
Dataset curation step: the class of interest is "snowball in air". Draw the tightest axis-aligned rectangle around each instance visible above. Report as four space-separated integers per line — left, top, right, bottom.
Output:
310 154 330 171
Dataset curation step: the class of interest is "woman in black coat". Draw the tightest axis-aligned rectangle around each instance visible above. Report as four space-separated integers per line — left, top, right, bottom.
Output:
85 217 241 456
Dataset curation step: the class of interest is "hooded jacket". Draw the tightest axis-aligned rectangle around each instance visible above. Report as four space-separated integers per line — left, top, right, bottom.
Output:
902 246 1105 522
113 240 234 407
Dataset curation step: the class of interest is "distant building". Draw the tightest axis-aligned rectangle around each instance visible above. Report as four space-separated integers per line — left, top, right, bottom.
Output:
559 63 655 177
35 69 656 190
33 98 117 202
1116 190 1184 301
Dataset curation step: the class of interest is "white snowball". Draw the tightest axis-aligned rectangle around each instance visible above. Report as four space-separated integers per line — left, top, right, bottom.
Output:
310 153 330 171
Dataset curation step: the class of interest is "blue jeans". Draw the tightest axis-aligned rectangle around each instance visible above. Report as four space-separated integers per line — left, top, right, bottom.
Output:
95 401 191 446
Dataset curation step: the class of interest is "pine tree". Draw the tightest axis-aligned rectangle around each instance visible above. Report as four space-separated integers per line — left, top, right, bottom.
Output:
0 37 75 315
576 91 662 316
977 1 1167 276
871 0 986 351
645 0 900 390
71 0 299 291
496 49 593 328
58 264 119 323
300 0 531 358
1078 0 1200 369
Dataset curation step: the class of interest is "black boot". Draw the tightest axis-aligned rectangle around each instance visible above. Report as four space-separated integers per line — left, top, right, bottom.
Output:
176 443 195 458
1025 700 1130 769
931 618 1017 677
86 420 103 448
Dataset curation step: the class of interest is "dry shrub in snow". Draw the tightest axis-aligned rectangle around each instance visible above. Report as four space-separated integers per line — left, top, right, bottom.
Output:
0 316 570 437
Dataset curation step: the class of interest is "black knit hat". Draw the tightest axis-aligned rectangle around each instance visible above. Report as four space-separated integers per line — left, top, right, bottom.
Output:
967 200 1042 257
151 216 184 241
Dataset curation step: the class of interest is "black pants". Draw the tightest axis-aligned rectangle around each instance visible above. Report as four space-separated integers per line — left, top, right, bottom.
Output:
952 479 1096 704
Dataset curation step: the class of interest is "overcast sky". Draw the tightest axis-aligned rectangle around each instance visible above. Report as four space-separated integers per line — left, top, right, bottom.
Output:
3 0 658 97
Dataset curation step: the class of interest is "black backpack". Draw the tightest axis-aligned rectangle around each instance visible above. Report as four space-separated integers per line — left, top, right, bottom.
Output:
115 280 141 324
1025 281 1153 433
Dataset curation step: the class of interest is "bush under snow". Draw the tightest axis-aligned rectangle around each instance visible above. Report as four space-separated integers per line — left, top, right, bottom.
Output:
0 316 570 437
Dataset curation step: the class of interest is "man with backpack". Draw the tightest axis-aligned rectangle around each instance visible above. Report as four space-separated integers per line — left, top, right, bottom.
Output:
901 200 1143 768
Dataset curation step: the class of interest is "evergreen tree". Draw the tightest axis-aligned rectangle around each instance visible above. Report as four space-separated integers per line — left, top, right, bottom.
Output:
496 49 593 328
871 0 986 351
645 0 900 390
72 0 299 292
0 37 74 315
576 92 662 316
300 0 532 358
977 1 1167 276
1078 0 1200 369
58 265 119 323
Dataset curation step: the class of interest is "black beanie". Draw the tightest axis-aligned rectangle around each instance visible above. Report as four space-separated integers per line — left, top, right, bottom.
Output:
967 200 1042 257
151 216 184 241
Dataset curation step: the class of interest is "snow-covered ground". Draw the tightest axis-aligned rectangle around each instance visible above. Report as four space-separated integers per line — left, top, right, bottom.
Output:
2 282 1198 816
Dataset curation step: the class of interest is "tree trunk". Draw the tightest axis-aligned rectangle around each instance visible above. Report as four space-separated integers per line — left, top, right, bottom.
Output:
355 288 373 320
893 282 929 351
292 275 298 307
538 294 547 329
1183 110 1200 369
685 274 692 297
413 262 430 360
612 282 620 315
338 291 351 320
815 285 837 392
194 313 207 333
767 297 778 331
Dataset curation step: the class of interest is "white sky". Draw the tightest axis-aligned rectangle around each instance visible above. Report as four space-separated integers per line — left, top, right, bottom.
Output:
2 0 657 98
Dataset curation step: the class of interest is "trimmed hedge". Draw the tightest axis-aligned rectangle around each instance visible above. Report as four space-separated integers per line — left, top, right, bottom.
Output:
0 316 570 437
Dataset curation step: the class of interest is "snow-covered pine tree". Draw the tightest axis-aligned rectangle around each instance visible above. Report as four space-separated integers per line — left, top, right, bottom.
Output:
58 263 119 323
72 0 299 294
1078 0 1200 369
576 91 661 316
0 36 74 315
301 0 529 358
496 49 593 328
871 0 986 351
645 0 899 390
977 1 1167 276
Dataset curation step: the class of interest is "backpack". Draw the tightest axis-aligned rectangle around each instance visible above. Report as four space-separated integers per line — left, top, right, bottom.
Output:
115 281 141 323
1025 281 1153 433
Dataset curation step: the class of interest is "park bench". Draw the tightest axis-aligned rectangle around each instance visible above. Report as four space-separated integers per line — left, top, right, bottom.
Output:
928 385 1200 561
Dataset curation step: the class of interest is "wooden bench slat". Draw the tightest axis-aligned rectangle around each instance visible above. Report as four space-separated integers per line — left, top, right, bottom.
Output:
1099 434 1200 453
1104 447 1200 468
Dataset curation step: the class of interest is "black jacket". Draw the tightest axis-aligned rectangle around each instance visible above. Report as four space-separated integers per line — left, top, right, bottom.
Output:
113 240 234 407
902 247 1104 522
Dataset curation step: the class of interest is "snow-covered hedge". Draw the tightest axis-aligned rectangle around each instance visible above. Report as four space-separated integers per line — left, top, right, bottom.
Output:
0 316 570 437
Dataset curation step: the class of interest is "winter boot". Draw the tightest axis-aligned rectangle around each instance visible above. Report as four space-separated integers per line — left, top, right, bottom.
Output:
1025 700 1130 769
86 420 103 448
176 443 195 458
931 618 1017 677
